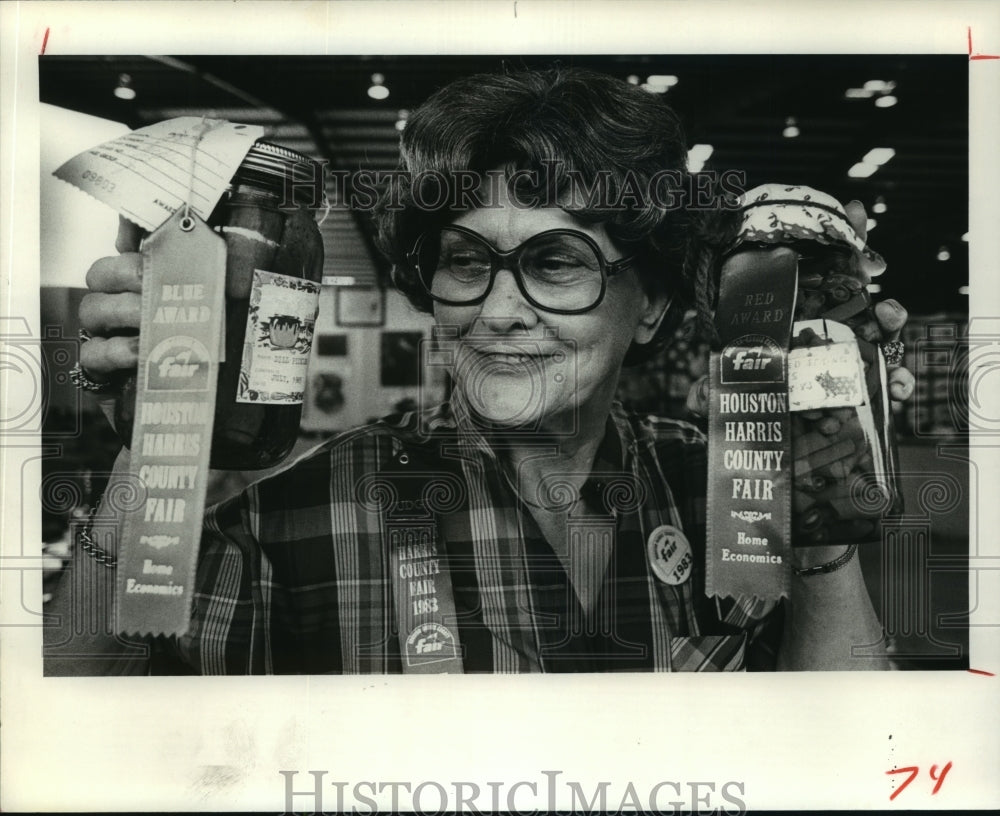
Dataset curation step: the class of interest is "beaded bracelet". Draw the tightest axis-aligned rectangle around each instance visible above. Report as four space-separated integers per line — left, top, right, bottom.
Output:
792 542 858 577
76 497 118 569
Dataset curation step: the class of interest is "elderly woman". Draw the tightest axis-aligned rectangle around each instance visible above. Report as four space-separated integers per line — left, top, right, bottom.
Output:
52 67 912 674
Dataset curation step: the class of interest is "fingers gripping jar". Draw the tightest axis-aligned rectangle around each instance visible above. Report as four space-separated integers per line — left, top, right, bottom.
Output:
731 184 904 545
114 142 326 470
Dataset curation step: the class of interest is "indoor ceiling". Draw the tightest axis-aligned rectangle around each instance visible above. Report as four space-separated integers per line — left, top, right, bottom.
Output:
38 54 969 314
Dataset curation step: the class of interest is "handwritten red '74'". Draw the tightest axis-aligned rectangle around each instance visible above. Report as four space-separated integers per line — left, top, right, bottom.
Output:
886 762 952 801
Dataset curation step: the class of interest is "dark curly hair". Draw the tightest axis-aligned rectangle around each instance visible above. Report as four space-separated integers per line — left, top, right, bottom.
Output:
372 67 740 364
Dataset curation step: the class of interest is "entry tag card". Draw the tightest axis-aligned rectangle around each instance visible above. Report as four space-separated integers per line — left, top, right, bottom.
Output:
705 247 798 601
53 117 264 232
116 211 226 637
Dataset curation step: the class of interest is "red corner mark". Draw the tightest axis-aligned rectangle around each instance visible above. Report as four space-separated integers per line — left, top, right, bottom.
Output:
40 27 49 56
967 668 995 676
968 26 1000 60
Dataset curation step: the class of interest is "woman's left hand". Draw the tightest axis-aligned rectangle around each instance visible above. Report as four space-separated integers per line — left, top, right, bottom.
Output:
843 200 914 404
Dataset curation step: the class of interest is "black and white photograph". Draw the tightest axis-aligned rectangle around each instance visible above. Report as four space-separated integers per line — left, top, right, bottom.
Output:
2 1 999 812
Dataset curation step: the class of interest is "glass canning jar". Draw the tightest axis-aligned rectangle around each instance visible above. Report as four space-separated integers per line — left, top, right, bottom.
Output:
113 141 326 470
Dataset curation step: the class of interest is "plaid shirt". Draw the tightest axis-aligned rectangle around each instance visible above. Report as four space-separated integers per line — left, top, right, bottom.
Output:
163 397 783 674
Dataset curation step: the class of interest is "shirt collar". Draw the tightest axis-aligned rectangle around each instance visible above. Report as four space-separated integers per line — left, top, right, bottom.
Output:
413 387 497 462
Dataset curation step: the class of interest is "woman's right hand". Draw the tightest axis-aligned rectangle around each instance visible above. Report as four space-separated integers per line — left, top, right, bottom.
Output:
78 217 146 385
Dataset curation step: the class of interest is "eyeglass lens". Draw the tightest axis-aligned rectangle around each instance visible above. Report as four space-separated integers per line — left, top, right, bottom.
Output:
420 228 605 311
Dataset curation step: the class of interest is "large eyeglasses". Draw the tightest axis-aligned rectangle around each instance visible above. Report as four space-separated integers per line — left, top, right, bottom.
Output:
408 225 635 315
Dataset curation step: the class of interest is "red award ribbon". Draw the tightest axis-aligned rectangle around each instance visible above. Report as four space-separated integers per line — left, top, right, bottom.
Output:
705 246 798 601
116 211 226 636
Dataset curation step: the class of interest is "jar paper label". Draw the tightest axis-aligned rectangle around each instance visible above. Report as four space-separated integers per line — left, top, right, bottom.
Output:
237 269 321 404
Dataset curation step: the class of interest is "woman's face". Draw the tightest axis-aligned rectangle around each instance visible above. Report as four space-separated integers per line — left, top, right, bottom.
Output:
433 186 668 434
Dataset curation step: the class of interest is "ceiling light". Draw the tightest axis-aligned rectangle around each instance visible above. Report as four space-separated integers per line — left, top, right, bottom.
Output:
847 81 897 105
866 218 877 231
782 116 800 138
687 144 714 172
866 283 882 293
937 246 951 262
641 76 677 94
862 148 895 165
959 285 970 295
848 162 878 178
368 72 389 100
863 80 896 93
872 195 887 214
627 74 640 85
395 109 409 131
962 232 969 242
113 73 136 101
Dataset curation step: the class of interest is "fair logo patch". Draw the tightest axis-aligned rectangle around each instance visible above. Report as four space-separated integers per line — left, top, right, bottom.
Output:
721 335 785 385
145 335 210 392
405 622 458 667
647 525 694 586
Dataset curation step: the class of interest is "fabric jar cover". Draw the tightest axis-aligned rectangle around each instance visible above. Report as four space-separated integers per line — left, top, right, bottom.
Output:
730 184 887 278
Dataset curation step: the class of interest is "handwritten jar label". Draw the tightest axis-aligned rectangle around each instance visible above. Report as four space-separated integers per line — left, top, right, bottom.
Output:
788 341 866 411
237 269 321 404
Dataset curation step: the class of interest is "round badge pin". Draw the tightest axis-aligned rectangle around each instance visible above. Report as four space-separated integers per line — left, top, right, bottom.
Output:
647 524 694 585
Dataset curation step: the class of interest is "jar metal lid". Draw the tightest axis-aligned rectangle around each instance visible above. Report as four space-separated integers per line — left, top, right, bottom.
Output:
233 141 324 205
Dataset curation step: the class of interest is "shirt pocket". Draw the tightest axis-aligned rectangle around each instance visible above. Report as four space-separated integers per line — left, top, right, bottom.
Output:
669 633 747 671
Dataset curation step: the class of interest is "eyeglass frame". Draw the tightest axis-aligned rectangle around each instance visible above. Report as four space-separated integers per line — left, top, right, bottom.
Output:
406 224 637 315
